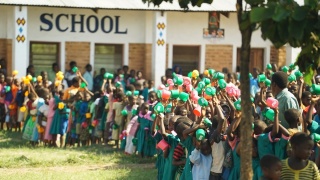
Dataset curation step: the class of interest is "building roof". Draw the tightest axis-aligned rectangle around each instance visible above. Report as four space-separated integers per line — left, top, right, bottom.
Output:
0 0 304 12
0 0 238 12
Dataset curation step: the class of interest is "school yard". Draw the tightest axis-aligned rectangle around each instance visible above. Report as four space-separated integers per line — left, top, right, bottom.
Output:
0 131 157 180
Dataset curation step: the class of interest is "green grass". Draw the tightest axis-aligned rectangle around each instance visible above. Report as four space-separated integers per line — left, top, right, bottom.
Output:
0 131 157 180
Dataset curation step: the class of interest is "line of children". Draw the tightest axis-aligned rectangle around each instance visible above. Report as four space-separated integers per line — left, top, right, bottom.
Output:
4 63 320 180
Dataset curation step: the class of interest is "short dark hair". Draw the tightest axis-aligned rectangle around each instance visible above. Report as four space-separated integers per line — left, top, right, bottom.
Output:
290 132 312 147
302 91 311 99
85 64 92 69
284 108 300 125
260 154 281 169
69 61 76 67
52 63 58 69
272 71 288 89
72 77 80 84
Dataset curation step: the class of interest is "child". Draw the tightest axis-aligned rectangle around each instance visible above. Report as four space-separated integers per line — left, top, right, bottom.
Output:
111 92 124 149
281 132 320 179
159 115 181 180
189 138 212 180
136 103 156 157
122 95 138 130
125 115 139 155
260 155 281 180
148 91 157 111
0 73 5 130
22 84 45 145
50 89 68 147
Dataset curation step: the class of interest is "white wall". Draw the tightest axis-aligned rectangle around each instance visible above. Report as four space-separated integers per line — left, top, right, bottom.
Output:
27 7 146 43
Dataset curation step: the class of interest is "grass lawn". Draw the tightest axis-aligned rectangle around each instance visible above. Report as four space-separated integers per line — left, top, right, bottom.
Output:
0 131 157 180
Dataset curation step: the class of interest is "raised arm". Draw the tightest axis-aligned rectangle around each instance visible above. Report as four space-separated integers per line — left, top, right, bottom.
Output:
227 111 241 141
306 96 319 126
270 107 279 137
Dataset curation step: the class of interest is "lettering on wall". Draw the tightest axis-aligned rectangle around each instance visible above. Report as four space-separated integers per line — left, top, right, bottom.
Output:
40 13 127 34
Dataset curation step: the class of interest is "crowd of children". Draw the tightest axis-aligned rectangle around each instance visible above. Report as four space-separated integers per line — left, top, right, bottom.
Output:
2 62 320 180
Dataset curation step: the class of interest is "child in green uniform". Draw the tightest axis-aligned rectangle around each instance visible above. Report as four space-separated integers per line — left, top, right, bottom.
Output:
136 103 156 157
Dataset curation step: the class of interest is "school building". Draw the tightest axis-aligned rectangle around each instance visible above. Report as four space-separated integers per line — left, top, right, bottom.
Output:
0 0 301 87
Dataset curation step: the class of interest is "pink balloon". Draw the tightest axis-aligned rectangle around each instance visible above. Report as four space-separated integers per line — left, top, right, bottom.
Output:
191 89 198 98
186 84 193 92
266 97 279 108
158 84 166 90
167 79 173 85
183 77 191 86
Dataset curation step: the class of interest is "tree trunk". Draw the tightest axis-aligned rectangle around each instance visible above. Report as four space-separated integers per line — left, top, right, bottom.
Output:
237 0 253 179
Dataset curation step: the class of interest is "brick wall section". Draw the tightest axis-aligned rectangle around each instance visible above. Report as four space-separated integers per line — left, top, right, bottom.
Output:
129 43 167 81
6 39 12 75
144 44 152 81
270 46 286 70
65 42 90 72
0 39 12 75
205 45 233 72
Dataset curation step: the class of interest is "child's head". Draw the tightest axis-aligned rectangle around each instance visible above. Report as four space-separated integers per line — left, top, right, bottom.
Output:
72 77 80 88
288 84 298 96
260 155 282 180
168 115 181 131
117 92 124 101
178 107 188 117
253 120 267 135
290 132 314 160
221 104 231 120
301 91 312 107
128 95 137 106
205 106 212 119
6 77 12 85
28 93 37 102
126 85 135 92
200 139 212 156
284 109 301 127
0 73 4 83
140 103 149 115
266 91 273 99
148 91 157 103
148 80 154 89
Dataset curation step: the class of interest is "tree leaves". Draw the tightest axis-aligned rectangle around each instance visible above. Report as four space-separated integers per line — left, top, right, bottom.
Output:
272 5 290 22
292 6 309 21
250 7 274 23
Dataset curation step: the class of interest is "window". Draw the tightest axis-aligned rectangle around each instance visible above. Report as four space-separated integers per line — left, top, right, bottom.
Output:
30 42 59 76
94 44 123 74
173 46 200 75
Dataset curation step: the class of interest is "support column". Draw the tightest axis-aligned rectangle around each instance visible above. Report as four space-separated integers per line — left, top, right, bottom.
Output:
286 45 301 65
90 41 95 75
60 41 66 72
232 45 238 72
168 44 173 69
199 44 205 72
264 46 270 70
123 42 129 66
152 11 167 88
13 6 28 78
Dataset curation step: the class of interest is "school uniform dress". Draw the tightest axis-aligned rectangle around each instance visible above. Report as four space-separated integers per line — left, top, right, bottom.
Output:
136 111 156 156
22 98 44 142
162 134 180 180
180 136 194 180
50 95 69 135
273 134 289 160
154 132 165 180
228 139 240 180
